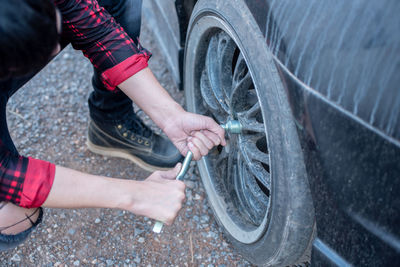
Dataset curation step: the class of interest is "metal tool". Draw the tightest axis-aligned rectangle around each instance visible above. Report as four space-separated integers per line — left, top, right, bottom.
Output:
152 150 193 233
152 120 242 233
221 120 242 134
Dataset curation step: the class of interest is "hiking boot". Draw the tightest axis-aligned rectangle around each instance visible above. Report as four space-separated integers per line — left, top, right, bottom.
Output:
87 115 182 172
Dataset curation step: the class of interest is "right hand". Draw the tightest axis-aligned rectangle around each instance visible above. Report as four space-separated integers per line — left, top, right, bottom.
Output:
162 111 226 161
128 163 186 225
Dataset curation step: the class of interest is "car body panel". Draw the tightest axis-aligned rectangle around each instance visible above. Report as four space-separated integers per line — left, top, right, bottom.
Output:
246 0 400 140
142 0 182 87
276 60 400 266
247 0 400 265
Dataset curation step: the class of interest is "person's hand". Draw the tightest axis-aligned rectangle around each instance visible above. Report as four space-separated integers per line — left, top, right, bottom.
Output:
127 163 186 225
162 111 226 160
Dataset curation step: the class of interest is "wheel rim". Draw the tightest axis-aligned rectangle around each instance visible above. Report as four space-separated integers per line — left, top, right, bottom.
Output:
186 16 271 244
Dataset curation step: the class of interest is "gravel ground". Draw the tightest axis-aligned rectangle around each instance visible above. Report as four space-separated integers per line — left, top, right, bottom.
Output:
0 17 253 267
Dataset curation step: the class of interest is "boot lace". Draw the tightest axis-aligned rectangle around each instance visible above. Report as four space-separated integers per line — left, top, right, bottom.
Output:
124 114 153 138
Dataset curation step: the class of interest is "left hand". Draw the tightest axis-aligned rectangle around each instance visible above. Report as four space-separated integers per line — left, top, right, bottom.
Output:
162 111 226 160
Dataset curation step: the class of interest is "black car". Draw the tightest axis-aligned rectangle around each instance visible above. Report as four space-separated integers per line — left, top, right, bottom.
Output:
144 0 400 266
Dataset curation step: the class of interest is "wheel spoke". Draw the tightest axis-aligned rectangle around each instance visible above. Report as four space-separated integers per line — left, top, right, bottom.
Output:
237 161 269 225
232 54 252 90
232 71 253 98
226 141 238 189
200 69 219 110
239 135 271 189
234 162 257 224
246 100 260 118
240 135 270 165
232 53 249 86
217 33 236 101
237 101 265 133
206 35 230 113
228 53 255 112
237 115 265 133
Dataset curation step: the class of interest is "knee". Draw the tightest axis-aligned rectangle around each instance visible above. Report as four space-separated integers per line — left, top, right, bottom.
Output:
0 202 41 235
0 202 42 251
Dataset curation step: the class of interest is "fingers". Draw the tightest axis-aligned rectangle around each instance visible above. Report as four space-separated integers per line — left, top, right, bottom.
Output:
188 126 225 160
188 131 214 160
202 130 222 147
188 142 201 160
193 131 214 149
203 116 226 146
159 163 182 180
163 185 186 226
161 179 186 225
138 171 187 227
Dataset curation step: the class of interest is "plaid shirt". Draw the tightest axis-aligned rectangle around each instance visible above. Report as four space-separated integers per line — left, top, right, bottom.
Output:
0 0 150 208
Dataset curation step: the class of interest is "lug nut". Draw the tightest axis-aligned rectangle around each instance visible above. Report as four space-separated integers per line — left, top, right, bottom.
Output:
221 120 242 134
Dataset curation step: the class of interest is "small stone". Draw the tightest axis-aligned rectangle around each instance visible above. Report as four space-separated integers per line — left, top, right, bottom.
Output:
184 180 196 189
134 228 144 237
95 218 101 224
106 259 114 266
73 260 80 266
200 215 210 223
138 237 145 243
134 256 141 263
11 254 21 262
194 194 201 200
68 228 76 235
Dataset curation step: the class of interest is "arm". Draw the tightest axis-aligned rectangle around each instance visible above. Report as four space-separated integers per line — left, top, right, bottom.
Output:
1 135 185 224
43 164 185 225
118 68 227 160
55 0 150 91
55 0 226 158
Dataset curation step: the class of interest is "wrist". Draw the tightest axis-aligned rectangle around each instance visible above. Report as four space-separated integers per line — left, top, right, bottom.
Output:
116 180 139 211
158 103 186 132
117 180 152 216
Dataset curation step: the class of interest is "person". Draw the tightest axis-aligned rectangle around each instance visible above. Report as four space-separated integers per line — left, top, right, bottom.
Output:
0 0 226 251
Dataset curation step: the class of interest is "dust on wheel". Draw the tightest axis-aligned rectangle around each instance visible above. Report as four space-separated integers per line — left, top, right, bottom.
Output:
184 0 315 266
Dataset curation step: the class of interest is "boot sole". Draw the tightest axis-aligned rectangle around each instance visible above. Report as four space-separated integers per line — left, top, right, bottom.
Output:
86 139 173 172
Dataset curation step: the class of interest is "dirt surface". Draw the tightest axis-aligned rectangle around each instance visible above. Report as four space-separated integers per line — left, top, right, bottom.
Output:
0 18 253 267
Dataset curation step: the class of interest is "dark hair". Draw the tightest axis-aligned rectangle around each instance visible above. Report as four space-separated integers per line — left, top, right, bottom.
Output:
0 0 58 79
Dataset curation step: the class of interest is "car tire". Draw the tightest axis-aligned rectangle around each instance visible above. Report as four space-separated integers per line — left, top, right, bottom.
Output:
184 0 315 266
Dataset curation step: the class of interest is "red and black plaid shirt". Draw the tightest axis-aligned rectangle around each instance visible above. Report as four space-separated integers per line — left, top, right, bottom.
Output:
0 0 150 208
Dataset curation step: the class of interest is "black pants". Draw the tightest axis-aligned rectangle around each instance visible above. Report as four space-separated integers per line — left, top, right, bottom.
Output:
89 0 143 123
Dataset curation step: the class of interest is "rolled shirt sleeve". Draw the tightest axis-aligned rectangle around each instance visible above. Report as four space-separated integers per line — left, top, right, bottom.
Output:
55 0 151 91
0 143 55 208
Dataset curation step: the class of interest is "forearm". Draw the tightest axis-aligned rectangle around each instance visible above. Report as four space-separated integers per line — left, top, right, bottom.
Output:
118 67 185 131
42 165 185 224
42 166 133 210
118 67 226 161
